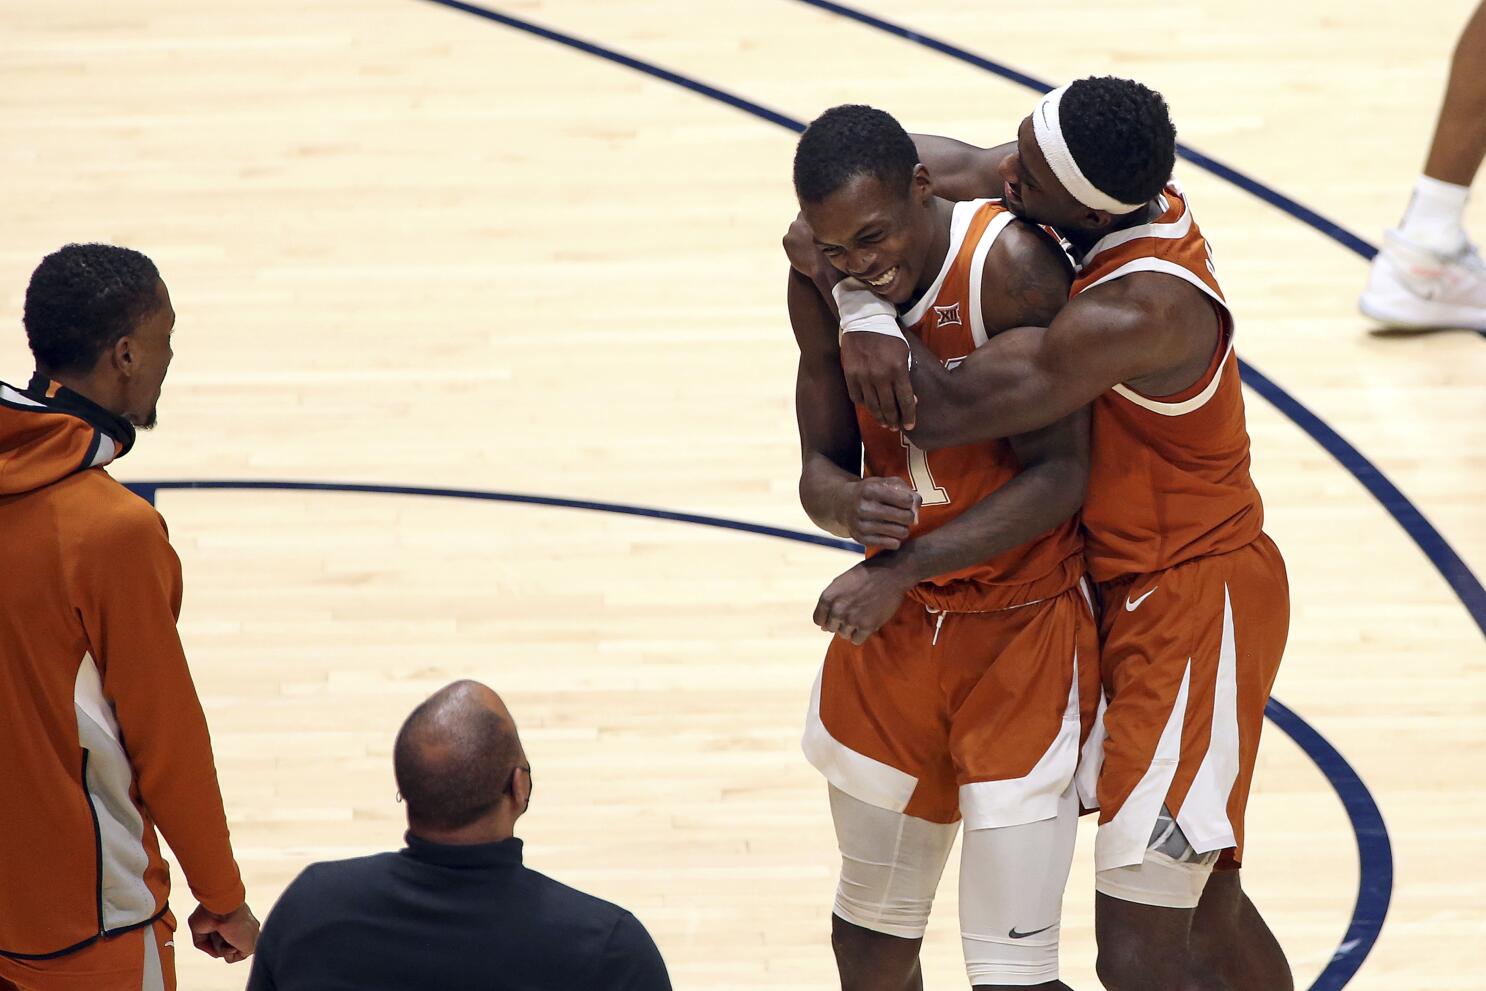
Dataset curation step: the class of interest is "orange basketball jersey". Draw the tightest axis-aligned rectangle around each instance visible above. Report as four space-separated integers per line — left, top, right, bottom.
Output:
859 199 1084 612
1072 183 1264 582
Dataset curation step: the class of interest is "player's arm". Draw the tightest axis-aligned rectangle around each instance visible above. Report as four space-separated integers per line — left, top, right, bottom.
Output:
907 133 1015 201
813 225 1085 645
905 282 1190 448
816 405 1089 646
70 506 260 960
790 269 920 549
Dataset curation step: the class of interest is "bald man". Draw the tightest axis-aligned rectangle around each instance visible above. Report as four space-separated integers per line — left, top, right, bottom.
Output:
246 681 672 991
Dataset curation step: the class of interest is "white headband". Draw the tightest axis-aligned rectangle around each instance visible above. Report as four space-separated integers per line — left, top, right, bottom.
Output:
1031 85 1147 215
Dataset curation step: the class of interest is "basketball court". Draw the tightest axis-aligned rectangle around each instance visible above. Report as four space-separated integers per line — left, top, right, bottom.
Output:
2 2 1483 988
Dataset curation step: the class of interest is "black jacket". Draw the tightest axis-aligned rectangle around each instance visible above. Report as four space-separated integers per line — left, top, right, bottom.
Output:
246 834 671 990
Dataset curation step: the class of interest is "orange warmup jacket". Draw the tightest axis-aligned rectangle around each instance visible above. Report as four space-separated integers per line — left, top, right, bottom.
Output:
0 374 243 959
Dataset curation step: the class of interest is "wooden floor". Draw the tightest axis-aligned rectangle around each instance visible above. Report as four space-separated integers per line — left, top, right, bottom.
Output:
2 1 1483 988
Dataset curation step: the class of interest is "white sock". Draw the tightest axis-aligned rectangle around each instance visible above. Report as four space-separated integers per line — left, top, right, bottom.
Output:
1398 174 1470 254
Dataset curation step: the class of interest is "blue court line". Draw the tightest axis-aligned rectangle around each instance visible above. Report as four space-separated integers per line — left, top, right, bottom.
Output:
125 479 859 551
1265 698 1394 990
417 0 804 132
130 476 1389 989
413 3 1418 985
793 0 1380 261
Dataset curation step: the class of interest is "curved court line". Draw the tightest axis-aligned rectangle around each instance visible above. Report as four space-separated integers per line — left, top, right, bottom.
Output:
794 0 1380 260
126 478 858 551
1264 699 1394 988
409 3 1409 985
416 0 1486 648
134 475 1382 989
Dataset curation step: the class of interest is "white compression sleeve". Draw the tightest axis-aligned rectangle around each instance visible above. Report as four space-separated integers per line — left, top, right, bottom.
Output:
958 783 1079 986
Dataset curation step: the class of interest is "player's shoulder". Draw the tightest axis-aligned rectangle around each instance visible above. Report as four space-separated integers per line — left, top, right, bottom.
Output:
1056 272 1203 378
988 218 1072 280
1069 266 1209 336
58 469 168 547
976 217 1073 332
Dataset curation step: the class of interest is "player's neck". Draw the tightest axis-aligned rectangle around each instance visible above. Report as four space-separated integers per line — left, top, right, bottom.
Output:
1064 199 1161 255
912 197 957 298
35 366 127 420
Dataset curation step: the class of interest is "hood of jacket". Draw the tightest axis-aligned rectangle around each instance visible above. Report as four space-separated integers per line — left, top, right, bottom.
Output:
0 373 135 497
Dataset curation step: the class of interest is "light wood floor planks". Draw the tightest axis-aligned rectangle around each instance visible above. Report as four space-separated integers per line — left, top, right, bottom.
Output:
2 2 1483 988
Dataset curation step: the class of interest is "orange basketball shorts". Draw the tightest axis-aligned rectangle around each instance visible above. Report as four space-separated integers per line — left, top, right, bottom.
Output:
803 583 1100 828
1087 533 1289 872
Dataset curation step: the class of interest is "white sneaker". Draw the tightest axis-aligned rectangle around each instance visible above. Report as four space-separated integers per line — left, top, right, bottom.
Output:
1358 229 1486 331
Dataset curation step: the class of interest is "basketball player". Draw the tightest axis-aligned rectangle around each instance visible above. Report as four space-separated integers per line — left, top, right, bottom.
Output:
787 79 1293 991
791 104 1100 991
1359 0 1486 330
0 244 258 990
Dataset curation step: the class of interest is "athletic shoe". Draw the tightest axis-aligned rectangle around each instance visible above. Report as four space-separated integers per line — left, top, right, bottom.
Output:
1358 229 1486 331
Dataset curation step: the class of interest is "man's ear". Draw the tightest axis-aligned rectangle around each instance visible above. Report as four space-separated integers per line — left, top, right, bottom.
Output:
1083 208 1117 232
911 163 934 206
512 766 532 815
110 335 136 378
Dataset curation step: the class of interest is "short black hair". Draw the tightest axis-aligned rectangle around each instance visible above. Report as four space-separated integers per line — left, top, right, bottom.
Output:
23 244 162 376
393 683 521 832
793 104 920 204
1059 77 1177 208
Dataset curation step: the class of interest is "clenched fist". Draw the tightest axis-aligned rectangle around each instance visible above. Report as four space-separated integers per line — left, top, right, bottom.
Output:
815 560 915 645
842 476 921 550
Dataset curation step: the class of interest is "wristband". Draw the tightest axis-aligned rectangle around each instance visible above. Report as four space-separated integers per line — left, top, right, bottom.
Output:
832 280 904 342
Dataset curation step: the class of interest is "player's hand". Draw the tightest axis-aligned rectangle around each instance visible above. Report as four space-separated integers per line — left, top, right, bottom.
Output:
782 214 825 279
783 214 850 294
814 560 915 645
188 902 259 963
841 477 920 550
841 331 917 431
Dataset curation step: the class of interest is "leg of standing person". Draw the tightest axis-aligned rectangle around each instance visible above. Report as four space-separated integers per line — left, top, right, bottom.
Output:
1360 0 1486 330
806 603 962 991
1422 0 1486 190
1092 539 1290 991
1186 868 1291 991
830 787 958 991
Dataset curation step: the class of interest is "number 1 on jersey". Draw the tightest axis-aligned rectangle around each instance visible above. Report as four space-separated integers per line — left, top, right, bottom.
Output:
902 435 950 506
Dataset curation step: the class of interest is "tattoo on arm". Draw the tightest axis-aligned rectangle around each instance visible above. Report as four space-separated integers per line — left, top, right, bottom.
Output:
1002 256 1071 327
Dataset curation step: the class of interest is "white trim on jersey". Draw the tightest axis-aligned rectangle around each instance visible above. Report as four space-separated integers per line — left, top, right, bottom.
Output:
1082 201 1194 265
958 645 1083 830
899 199 992 328
802 665 919 814
967 211 1017 348
89 433 118 467
75 653 157 930
1175 585 1241 855
1110 344 1234 418
1078 256 1225 312
1094 659 1191 873
0 383 45 407
1080 254 1235 417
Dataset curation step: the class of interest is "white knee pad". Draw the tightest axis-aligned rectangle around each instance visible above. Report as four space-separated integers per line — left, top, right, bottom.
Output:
958 782 1080 986
1094 806 1220 909
830 785 957 939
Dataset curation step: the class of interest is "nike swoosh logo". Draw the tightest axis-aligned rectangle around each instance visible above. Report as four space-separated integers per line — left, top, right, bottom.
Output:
1008 924 1055 939
1125 586 1158 612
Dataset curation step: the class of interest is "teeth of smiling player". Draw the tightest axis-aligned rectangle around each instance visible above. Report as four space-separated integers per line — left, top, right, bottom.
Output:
868 266 896 287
